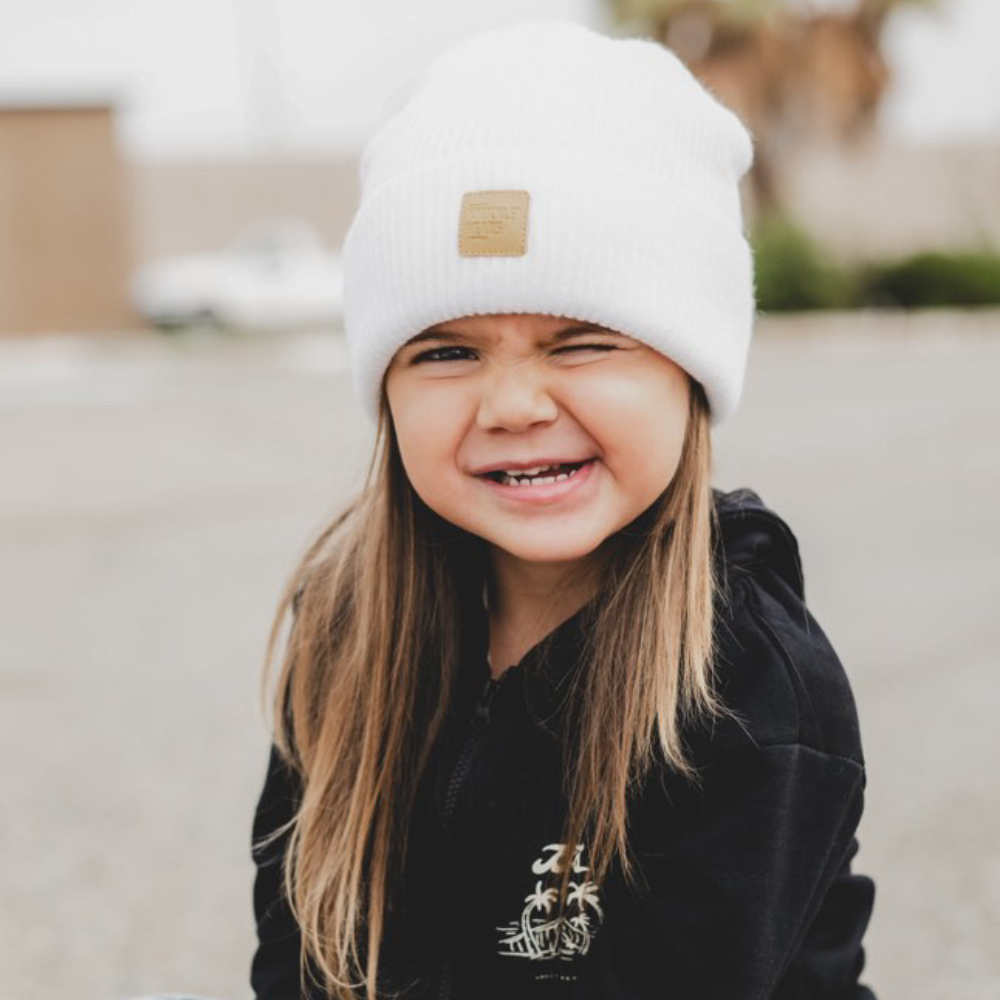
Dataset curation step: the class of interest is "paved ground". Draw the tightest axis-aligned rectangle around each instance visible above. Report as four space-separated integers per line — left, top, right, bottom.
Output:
1 311 997 1000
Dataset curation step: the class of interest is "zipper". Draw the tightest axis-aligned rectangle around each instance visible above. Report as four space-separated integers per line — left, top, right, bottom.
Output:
436 670 508 999
441 673 503 833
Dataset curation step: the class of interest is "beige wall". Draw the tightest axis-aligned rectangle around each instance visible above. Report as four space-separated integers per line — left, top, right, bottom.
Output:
129 158 359 264
783 140 1000 259
0 105 136 333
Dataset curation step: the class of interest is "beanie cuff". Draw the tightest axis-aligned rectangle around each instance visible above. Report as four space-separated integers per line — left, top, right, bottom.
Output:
344 149 755 425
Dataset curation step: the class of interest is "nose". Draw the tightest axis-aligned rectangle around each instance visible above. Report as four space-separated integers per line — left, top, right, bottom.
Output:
476 362 558 432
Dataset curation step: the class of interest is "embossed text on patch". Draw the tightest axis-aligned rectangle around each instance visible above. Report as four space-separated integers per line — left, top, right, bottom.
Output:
458 190 529 257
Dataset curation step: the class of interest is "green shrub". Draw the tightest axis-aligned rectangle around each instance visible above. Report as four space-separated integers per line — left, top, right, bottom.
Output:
749 214 1000 311
858 250 1000 308
750 214 856 312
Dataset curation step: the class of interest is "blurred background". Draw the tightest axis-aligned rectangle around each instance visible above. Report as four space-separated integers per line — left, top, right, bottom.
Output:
1 1 997 998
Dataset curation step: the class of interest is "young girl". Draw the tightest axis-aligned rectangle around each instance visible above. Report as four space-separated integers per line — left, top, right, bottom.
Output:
250 20 876 1000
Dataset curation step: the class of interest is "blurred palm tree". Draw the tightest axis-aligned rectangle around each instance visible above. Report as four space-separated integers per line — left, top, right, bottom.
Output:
608 0 940 212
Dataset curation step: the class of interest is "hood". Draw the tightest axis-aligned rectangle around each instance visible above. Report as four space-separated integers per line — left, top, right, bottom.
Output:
712 487 806 601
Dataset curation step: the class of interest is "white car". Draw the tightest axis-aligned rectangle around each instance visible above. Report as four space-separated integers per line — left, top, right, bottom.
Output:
131 217 345 331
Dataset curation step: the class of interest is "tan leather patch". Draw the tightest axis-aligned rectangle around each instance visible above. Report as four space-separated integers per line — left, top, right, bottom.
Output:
458 190 529 256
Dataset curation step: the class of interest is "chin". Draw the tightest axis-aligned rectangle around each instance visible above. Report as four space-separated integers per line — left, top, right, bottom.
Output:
487 534 607 566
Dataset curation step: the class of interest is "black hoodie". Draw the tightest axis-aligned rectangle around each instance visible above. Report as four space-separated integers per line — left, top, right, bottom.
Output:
250 487 877 1000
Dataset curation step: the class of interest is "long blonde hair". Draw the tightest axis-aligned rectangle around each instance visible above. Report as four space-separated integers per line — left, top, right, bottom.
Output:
259 374 737 1000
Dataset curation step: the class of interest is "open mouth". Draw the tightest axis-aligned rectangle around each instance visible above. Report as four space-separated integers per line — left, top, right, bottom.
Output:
480 459 595 487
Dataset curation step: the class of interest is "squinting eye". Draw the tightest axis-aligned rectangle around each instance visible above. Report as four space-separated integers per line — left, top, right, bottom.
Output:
412 346 477 364
555 343 619 354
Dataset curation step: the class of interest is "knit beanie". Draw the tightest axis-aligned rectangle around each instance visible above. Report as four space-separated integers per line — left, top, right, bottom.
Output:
342 19 756 426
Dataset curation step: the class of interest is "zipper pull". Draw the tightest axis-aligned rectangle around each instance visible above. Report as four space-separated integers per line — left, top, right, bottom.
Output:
472 676 500 731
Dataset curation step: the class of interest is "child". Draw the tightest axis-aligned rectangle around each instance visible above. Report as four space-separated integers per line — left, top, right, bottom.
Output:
250 20 877 1000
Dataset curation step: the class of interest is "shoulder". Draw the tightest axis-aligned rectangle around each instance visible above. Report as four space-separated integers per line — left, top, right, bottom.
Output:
689 487 865 768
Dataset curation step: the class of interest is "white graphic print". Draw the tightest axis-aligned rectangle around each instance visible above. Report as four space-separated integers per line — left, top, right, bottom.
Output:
497 842 604 962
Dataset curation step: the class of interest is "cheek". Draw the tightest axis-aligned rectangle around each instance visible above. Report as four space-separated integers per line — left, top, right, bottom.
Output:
389 391 465 493
571 368 687 483
573 368 686 441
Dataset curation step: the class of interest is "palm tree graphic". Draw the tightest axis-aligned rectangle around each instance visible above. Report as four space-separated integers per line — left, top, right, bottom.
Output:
497 843 604 961
568 880 603 920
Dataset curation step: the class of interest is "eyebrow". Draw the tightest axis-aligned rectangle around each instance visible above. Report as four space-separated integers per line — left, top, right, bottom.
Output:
401 322 626 348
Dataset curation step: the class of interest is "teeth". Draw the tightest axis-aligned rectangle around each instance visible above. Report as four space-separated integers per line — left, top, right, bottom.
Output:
498 464 585 487
502 464 555 477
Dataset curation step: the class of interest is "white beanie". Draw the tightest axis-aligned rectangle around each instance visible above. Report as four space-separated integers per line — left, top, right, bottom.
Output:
342 19 756 426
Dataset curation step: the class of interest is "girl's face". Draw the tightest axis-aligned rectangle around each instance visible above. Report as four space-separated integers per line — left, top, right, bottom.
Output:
384 313 690 569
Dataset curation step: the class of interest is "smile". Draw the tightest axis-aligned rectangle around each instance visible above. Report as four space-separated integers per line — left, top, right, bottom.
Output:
475 458 599 502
